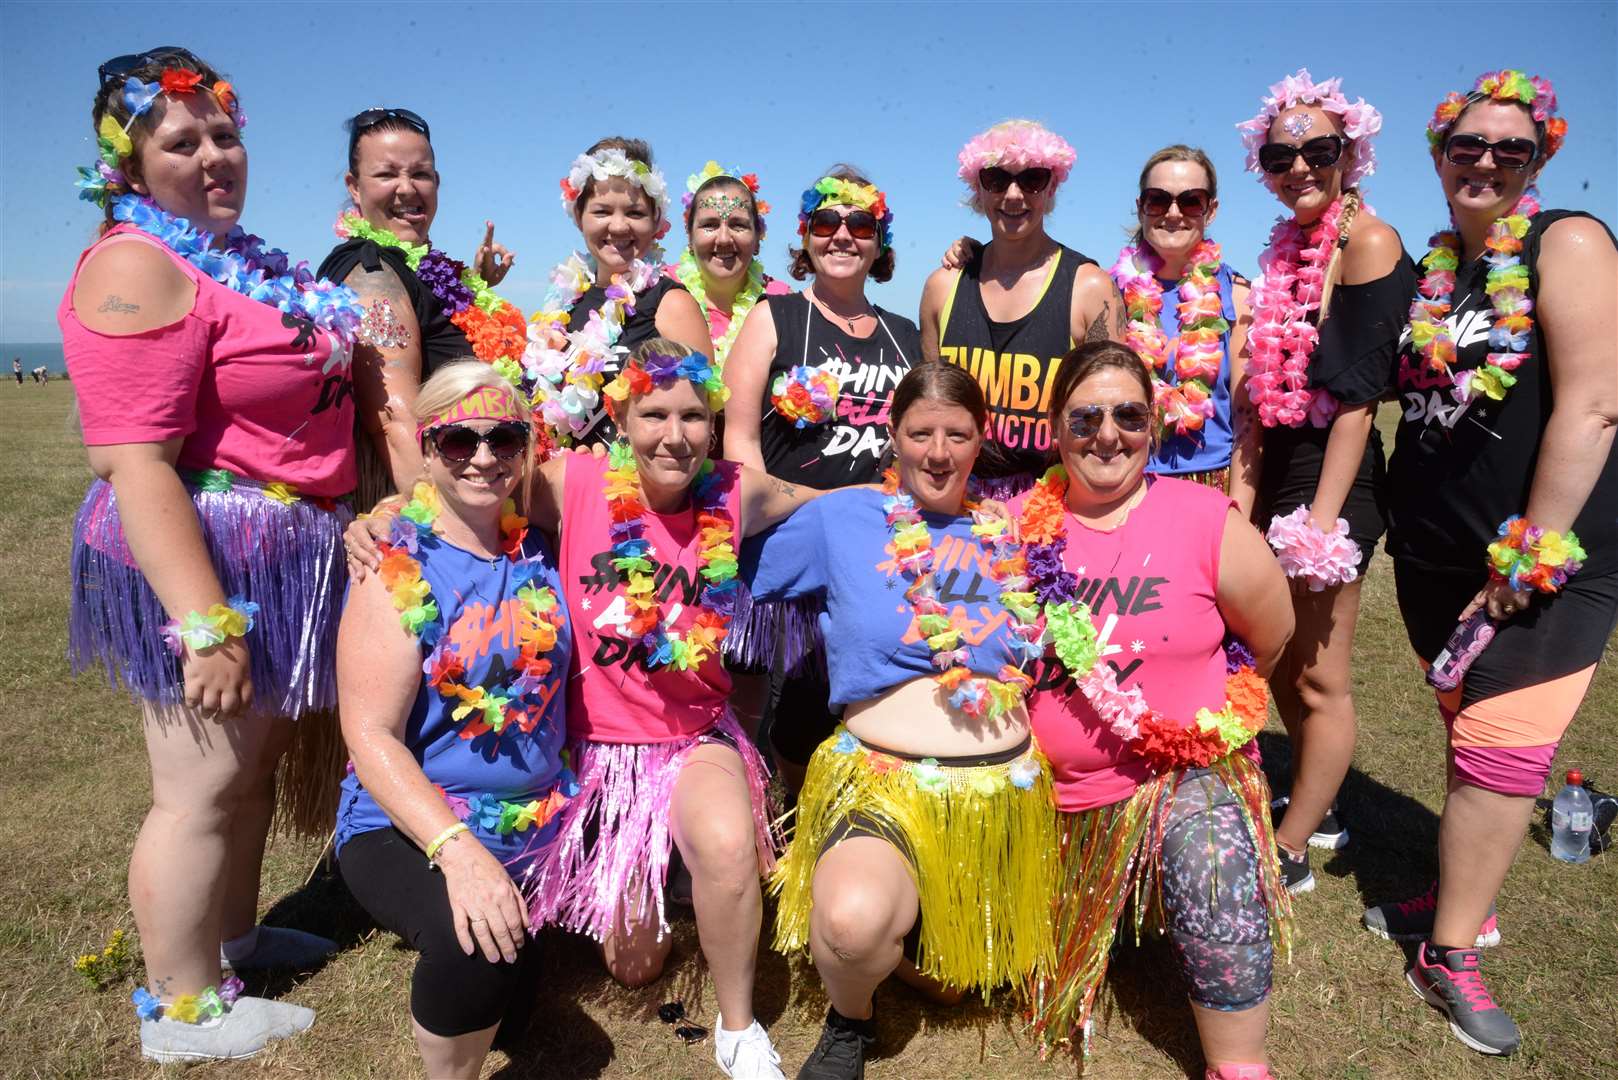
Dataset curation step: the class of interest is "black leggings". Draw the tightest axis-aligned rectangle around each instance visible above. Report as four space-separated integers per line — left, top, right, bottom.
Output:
339 827 541 1038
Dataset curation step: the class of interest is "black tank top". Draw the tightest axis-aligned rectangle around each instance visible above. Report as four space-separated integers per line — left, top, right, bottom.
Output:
936 242 1096 477
1387 210 1618 575
567 276 687 447
757 293 919 490
317 239 471 380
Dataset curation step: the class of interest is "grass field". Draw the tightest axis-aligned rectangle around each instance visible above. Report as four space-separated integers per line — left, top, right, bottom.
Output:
3 379 1615 1080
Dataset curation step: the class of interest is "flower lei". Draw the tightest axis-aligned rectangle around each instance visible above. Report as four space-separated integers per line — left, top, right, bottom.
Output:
160 596 259 655
1236 68 1383 190
682 160 772 225
132 976 244 1024
1110 239 1229 436
1245 194 1350 429
603 348 729 415
1263 505 1360 591
956 120 1076 192
1486 516 1586 594
110 195 363 341
672 248 770 368
770 363 841 428
798 176 895 250
559 148 670 228
883 470 1040 720
1427 70 1567 161
444 780 576 838
1018 465 1270 772
77 71 246 208
600 443 740 672
376 483 566 739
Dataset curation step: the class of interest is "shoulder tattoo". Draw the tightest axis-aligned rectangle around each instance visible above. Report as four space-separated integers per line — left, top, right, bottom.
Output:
96 294 139 314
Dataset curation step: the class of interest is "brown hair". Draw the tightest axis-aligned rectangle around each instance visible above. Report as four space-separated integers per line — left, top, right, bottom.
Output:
572 136 656 221
345 111 434 177
683 175 762 238
1045 342 1153 427
788 164 895 283
1130 144 1217 245
890 362 988 433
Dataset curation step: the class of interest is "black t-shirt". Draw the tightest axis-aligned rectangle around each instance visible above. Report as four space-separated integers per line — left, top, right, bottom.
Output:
1387 210 1618 575
317 239 471 380
757 294 919 490
568 276 687 448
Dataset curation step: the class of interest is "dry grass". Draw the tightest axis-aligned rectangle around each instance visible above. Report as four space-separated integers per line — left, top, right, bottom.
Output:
3 383 1615 1079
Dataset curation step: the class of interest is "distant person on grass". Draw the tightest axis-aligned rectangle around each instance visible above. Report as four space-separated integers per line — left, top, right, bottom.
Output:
12 357 20 385
60 46 360 1061
1365 69 1618 1058
33 365 49 384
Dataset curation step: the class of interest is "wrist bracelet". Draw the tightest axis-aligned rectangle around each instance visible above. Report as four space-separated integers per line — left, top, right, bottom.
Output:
425 822 470 865
1264 506 1360 592
160 595 259 656
1486 515 1586 594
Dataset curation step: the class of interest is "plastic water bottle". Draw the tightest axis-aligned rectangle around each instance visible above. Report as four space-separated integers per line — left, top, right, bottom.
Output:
1551 770 1594 864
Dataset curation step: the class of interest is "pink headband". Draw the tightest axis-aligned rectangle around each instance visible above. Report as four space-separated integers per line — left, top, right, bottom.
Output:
419 385 523 437
957 120 1076 191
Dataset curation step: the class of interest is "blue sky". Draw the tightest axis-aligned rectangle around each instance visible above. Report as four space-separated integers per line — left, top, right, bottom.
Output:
3 1 1614 342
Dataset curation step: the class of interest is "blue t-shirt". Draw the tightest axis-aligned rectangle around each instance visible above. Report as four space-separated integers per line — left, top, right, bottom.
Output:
335 527 572 873
743 488 1027 707
1148 262 1239 476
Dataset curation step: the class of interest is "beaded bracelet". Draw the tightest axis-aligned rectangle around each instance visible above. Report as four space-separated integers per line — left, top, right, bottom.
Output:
425 822 470 866
1486 515 1587 594
160 595 259 656
132 975 244 1023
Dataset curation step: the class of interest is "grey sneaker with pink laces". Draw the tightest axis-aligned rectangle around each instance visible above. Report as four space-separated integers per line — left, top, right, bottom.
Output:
1406 943 1521 1056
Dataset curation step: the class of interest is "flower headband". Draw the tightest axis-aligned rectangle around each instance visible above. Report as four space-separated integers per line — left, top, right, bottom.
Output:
1236 68 1382 190
956 120 1076 190
1427 70 1567 161
604 350 730 415
418 384 525 438
559 148 670 224
76 70 246 208
797 176 895 250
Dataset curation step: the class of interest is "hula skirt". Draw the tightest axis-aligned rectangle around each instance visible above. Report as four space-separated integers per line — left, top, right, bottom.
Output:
772 726 1057 998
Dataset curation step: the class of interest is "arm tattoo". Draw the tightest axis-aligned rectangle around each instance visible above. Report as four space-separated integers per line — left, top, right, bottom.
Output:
97 295 139 314
767 476 800 500
1084 302 1112 343
1113 293 1130 338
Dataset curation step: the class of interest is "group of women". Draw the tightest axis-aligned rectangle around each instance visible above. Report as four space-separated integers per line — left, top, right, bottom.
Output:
60 44 1614 1080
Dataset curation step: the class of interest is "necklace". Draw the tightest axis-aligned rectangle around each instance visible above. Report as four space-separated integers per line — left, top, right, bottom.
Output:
672 249 768 367
809 286 872 333
1111 239 1229 436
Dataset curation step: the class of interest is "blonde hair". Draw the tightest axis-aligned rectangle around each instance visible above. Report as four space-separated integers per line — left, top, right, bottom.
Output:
1317 189 1362 324
1130 144 1217 245
412 360 535 510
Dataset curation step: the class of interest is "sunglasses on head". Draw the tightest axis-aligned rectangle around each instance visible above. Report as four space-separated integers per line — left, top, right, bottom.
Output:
1139 187 1211 219
1443 133 1539 170
98 46 199 88
1257 135 1346 175
348 107 431 155
978 166 1054 195
1066 402 1152 439
425 421 529 462
807 207 879 241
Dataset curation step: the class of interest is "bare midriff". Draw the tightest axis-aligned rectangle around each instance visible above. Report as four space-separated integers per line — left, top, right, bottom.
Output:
843 675 1031 759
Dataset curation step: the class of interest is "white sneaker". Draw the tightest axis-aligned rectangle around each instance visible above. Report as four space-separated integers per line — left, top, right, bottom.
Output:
714 1016 785 1079
140 996 314 1062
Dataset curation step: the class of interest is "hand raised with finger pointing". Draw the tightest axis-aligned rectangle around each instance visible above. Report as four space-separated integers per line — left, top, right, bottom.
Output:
473 220 515 286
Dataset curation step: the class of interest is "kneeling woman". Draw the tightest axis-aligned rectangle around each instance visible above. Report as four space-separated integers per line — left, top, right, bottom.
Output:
1019 343 1294 1079
336 363 571 1080
744 363 1056 1080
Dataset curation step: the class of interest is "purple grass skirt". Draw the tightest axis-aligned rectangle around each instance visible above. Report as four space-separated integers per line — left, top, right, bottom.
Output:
724 591 825 678
68 477 350 718
523 709 779 942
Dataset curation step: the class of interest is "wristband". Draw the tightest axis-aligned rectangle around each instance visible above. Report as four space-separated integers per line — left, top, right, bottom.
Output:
425 822 470 865
1264 506 1360 592
1486 515 1586 594
159 595 259 656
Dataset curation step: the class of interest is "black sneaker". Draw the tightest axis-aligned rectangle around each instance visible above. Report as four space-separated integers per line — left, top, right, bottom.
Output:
1277 844 1314 895
1406 943 1521 1056
796 1007 875 1080
1271 795 1350 850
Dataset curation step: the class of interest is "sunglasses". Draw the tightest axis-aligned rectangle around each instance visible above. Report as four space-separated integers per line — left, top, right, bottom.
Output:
348 107 431 155
98 46 198 88
1257 135 1346 175
1139 187 1211 219
425 422 529 462
807 208 879 241
657 1001 707 1044
978 166 1054 195
1066 402 1152 439
1443 133 1539 171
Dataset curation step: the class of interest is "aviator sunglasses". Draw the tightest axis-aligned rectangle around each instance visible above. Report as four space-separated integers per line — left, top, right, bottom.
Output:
1443 133 1539 170
807 207 879 241
978 166 1054 195
425 421 529 462
1139 187 1211 219
1066 402 1152 439
1257 135 1346 175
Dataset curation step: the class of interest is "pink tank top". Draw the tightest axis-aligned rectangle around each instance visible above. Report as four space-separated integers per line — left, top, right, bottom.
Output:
559 453 742 743
57 226 355 496
1018 477 1242 812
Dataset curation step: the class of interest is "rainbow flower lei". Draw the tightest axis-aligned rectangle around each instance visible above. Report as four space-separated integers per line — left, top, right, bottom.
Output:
160 596 258 655
603 348 729 415
77 71 245 208
1018 465 1270 772
682 160 772 224
1110 239 1229 436
883 470 1039 720
798 176 894 250
770 363 841 428
1486 516 1586 594
1245 195 1349 429
1427 70 1566 160
442 777 578 838
601 443 740 673
132 976 244 1024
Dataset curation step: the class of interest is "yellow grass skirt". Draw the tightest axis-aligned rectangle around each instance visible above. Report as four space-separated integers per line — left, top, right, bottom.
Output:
771 726 1058 998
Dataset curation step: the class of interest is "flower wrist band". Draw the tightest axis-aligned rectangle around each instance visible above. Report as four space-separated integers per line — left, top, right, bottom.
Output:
425 822 470 864
132 975 243 1023
1265 506 1360 592
160 595 259 655
1486 515 1585 593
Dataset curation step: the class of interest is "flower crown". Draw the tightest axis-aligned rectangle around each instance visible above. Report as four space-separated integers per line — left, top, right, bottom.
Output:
685 160 771 238
603 350 729 415
1236 68 1382 190
1426 70 1567 161
956 120 1076 190
77 70 246 208
797 176 895 250
559 148 670 224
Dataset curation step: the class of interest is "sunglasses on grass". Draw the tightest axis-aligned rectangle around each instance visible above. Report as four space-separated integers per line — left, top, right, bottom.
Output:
1066 402 1152 439
425 422 529 462
1139 187 1211 218
807 208 879 241
1257 135 1346 175
1443 133 1539 170
978 166 1054 194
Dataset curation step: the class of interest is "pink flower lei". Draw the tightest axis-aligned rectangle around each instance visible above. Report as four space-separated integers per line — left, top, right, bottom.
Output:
956 120 1076 193
1109 238 1229 437
1236 69 1382 191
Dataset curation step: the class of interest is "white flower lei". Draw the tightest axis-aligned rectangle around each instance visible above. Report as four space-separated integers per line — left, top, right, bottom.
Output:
559 149 670 221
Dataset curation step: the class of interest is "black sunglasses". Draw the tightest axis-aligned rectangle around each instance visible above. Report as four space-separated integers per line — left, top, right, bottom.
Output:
1443 133 1539 171
98 46 198 89
1066 402 1152 439
1139 187 1211 219
807 208 878 241
347 107 431 152
657 1001 707 1044
978 166 1054 195
425 422 529 462
1257 135 1346 175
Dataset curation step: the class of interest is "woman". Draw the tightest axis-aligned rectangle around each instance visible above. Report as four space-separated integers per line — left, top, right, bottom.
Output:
1364 70 1616 1058
744 363 1056 1080
723 166 919 792
1232 70 1414 889
525 138 710 449
1017 342 1294 1079
336 363 571 1080
318 108 528 506
62 47 356 1060
1110 145 1254 494
920 119 1124 487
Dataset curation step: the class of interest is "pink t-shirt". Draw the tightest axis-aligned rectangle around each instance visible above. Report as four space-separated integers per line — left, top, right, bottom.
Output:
559 453 742 743
57 226 356 496
1019 477 1240 812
